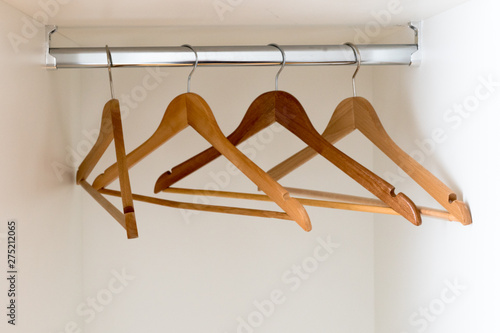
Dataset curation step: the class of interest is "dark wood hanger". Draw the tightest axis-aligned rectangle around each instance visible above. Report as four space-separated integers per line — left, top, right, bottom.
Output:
266 96 472 225
91 92 312 231
76 99 138 239
154 90 421 226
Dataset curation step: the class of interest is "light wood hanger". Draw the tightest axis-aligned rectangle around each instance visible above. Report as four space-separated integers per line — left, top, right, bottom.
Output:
77 47 138 238
92 45 312 231
266 43 472 225
154 44 421 226
77 98 138 239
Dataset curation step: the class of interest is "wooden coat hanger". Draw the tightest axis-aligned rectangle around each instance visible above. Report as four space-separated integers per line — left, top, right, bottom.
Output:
266 43 471 225
77 47 138 238
154 44 421 226
91 45 312 231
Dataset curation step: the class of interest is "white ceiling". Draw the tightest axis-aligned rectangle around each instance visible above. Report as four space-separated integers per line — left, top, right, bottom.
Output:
4 0 469 27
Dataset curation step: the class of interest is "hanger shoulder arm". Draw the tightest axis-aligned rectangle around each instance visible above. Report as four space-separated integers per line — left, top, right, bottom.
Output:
266 128 355 181
154 92 277 192
92 98 188 190
294 124 421 225
354 98 471 225
76 100 115 184
373 138 471 224
267 146 318 180
267 99 357 181
154 145 224 193
109 100 138 238
153 123 268 193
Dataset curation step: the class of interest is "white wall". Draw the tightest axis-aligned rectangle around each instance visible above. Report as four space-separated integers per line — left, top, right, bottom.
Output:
373 0 500 332
77 27 376 333
0 1 83 332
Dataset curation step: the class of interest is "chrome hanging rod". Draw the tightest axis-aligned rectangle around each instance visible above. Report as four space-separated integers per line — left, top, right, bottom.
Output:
45 22 422 69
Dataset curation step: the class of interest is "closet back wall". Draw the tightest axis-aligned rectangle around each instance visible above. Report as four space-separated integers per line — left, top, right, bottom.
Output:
78 27 377 332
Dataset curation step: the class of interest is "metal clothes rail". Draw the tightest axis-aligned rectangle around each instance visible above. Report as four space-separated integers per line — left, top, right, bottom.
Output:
45 22 421 69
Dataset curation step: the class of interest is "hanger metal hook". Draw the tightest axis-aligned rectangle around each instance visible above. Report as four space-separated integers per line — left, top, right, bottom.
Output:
182 44 198 93
344 42 361 97
268 43 286 91
105 45 115 99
